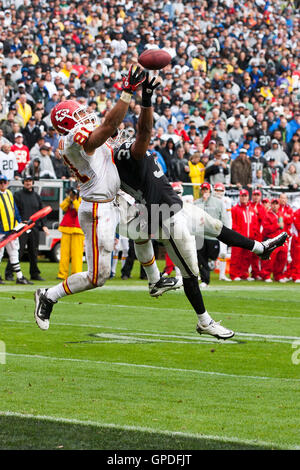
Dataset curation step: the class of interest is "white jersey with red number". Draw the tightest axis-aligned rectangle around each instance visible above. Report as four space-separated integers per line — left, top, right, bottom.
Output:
11 144 30 174
60 129 120 202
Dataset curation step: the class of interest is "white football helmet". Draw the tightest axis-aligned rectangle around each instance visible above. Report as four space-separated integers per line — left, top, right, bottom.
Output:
107 127 135 148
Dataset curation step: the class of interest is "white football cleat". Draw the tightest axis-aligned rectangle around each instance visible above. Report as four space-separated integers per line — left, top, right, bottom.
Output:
233 277 241 281
196 320 235 340
200 282 209 288
219 276 232 282
34 288 56 330
264 278 273 283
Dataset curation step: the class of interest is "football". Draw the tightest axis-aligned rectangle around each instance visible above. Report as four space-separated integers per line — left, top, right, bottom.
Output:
138 49 172 70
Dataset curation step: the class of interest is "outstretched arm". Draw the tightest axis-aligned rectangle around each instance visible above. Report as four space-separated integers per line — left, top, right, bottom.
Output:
130 73 161 160
83 66 145 154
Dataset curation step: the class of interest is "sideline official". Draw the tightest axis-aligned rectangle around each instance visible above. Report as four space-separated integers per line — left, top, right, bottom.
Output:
0 174 31 285
5 176 49 281
194 182 229 287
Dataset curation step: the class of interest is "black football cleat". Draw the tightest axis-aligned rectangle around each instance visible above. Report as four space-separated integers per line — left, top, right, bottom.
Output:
259 232 288 260
149 276 183 297
16 276 34 285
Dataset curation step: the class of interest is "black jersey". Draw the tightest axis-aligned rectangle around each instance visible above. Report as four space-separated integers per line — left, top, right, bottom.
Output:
114 141 183 210
114 141 183 234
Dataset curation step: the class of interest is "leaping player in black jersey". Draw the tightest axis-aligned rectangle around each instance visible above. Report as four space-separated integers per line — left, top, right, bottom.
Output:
112 73 287 340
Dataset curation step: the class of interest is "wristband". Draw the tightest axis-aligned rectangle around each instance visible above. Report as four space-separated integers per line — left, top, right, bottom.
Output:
141 94 152 107
120 91 132 103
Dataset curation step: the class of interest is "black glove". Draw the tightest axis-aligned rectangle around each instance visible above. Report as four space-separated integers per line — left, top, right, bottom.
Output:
122 65 146 94
142 72 161 107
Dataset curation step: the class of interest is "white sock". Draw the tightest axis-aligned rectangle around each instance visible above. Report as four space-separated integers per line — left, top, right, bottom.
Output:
219 260 226 279
111 254 119 275
197 310 213 327
175 266 181 277
252 241 264 255
16 271 23 280
47 272 93 302
121 252 128 267
134 240 160 284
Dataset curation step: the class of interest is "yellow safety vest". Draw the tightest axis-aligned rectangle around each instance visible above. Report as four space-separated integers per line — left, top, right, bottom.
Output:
0 190 17 232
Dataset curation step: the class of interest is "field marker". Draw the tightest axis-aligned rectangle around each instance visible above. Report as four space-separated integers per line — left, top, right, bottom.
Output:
5 352 300 382
87 332 237 344
0 410 298 450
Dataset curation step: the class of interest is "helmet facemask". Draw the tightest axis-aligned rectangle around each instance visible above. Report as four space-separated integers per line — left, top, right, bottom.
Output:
107 127 135 148
72 106 99 133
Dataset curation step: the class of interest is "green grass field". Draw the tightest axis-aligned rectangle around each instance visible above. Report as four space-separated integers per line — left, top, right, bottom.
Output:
0 259 300 450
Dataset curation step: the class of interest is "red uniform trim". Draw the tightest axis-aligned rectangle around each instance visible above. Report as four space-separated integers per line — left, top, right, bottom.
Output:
92 203 99 286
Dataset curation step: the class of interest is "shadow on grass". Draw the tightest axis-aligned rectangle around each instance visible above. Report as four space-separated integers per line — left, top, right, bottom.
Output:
0 416 273 450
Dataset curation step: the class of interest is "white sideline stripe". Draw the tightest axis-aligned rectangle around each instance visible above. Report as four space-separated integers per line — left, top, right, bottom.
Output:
3 318 300 344
0 284 298 293
1 296 300 321
5 352 300 382
0 411 296 450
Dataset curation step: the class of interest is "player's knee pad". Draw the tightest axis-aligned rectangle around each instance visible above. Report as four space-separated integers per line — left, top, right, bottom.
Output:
87 248 112 288
96 271 110 287
89 267 110 288
97 251 112 287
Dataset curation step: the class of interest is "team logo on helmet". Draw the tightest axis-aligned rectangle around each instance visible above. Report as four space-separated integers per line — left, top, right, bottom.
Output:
55 109 70 122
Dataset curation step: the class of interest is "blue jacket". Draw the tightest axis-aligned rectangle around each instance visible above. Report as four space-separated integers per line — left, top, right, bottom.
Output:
269 118 300 143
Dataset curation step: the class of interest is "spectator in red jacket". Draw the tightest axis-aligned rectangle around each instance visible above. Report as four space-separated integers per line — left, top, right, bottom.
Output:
260 198 289 282
289 208 300 283
249 189 267 279
229 189 259 281
262 198 271 212
174 121 190 143
278 193 294 237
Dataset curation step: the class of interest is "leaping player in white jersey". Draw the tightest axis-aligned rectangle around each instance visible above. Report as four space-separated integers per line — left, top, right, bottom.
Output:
34 67 181 330
33 66 148 330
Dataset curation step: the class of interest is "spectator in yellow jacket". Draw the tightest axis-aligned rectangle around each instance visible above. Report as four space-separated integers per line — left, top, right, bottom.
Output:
15 95 32 128
188 152 205 200
22 44 40 65
57 188 85 280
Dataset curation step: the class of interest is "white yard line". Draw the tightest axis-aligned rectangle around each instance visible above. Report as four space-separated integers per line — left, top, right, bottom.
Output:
2 317 299 344
0 410 298 450
1 296 299 321
5 352 300 382
0 284 299 293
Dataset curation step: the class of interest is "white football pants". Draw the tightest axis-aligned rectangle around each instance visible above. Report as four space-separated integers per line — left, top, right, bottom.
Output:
47 200 120 300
